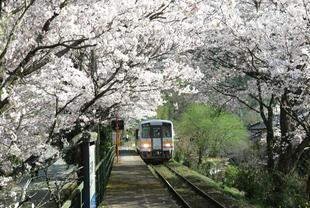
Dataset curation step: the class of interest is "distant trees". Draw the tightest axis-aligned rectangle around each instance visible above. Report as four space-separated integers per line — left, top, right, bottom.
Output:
175 103 248 165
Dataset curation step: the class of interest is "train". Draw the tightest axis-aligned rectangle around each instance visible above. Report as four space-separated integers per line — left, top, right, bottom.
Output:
135 119 174 162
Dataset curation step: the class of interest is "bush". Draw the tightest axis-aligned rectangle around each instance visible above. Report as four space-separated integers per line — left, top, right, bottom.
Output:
197 160 213 176
173 149 185 163
274 173 309 208
195 158 228 182
224 165 239 187
234 166 309 208
235 167 273 200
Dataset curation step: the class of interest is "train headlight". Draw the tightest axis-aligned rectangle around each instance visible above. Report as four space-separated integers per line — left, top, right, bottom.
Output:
164 143 172 148
142 143 151 148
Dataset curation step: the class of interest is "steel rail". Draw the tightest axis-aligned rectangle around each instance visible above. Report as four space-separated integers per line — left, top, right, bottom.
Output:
150 165 192 208
164 164 226 208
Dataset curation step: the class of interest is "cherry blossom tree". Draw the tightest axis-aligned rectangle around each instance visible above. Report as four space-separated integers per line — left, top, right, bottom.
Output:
191 0 309 174
0 2 205 203
0 0 308 205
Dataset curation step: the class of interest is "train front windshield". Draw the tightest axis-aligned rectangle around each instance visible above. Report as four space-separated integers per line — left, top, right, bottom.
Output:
141 122 172 138
142 125 150 138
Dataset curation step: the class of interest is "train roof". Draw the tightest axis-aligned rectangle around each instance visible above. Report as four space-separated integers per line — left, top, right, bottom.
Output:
140 119 173 125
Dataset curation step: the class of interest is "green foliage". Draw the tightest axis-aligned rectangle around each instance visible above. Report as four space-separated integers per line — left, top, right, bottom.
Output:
156 105 170 120
156 93 177 120
228 74 252 89
156 92 192 120
224 165 239 187
235 167 272 200
96 124 113 162
7 154 21 166
234 166 309 208
175 103 248 162
195 158 227 180
173 147 185 163
235 107 261 125
196 160 213 176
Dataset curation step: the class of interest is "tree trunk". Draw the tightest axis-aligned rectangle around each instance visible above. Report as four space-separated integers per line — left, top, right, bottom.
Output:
277 92 296 174
277 96 292 173
263 107 274 170
266 127 274 170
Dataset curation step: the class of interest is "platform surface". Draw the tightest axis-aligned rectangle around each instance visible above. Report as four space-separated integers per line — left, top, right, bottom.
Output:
99 148 178 208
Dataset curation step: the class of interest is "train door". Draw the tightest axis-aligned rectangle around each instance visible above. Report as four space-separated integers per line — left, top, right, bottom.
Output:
150 126 163 152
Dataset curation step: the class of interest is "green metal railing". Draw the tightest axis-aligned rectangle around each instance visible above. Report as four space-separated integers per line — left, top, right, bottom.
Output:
61 182 84 208
96 146 115 204
61 146 115 208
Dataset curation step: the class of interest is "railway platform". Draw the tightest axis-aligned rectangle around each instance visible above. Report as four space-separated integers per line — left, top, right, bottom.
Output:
99 147 178 208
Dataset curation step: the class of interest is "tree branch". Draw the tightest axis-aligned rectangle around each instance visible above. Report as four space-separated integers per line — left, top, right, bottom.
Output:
0 0 36 60
212 86 260 113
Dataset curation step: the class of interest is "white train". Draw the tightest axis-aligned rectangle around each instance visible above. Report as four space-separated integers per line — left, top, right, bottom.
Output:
135 119 174 162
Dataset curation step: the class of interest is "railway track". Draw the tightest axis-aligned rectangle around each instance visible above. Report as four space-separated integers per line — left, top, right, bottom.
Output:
150 164 226 208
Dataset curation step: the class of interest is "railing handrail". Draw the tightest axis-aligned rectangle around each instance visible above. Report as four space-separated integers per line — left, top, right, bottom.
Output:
96 146 115 171
61 182 84 208
61 145 115 208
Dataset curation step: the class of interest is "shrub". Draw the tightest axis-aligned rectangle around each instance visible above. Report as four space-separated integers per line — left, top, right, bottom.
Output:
224 165 239 187
234 166 309 208
235 167 273 200
197 160 213 176
273 173 309 208
173 149 185 163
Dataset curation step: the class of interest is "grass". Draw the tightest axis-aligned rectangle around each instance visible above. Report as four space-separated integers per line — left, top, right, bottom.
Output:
168 160 261 208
